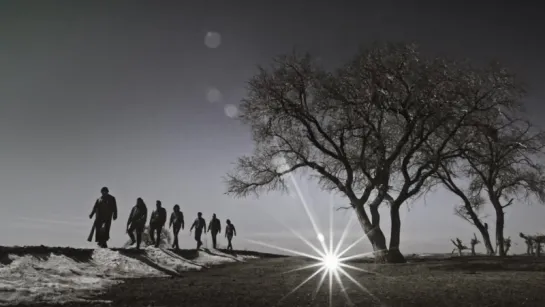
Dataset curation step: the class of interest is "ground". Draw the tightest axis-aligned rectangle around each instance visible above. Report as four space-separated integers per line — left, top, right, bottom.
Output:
6 251 545 307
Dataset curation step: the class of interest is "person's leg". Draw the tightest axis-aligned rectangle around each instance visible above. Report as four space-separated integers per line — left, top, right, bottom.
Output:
211 232 217 249
150 226 156 245
173 225 180 249
103 219 112 244
195 231 202 249
136 227 143 249
155 226 162 247
128 227 136 245
96 221 106 247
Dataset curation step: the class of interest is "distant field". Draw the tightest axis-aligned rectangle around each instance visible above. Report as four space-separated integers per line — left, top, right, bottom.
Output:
2 246 545 306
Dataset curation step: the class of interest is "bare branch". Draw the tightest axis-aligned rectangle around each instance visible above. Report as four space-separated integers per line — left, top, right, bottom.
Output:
502 198 514 209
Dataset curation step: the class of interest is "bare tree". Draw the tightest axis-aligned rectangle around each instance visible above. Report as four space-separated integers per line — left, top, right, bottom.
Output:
368 53 528 262
435 161 495 255
519 232 535 255
224 42 521 263
503 237 512 255
470 233 480 256
535 234 545 257
460 109 545 256
451 238 468 256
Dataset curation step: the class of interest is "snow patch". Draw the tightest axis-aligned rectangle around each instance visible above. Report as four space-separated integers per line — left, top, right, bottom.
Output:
0 248 259 305
205 249 258 262
0 254 114 305
144 247 202 272
194 250 238 266
91 248 164 277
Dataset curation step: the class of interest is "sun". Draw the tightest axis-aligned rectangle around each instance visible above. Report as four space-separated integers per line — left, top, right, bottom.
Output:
322 253 339 271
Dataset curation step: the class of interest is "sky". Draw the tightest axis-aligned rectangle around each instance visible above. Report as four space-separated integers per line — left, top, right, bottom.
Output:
1 0 544 256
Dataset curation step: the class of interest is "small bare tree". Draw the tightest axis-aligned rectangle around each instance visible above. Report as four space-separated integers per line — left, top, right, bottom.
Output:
519 232 535 255
470 233 480 256
535 235 545 257
451 238 468 256
503 237 512 255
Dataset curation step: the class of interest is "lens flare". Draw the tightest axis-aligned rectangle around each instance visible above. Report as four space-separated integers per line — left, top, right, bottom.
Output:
241 152 383 305
317 233 325 242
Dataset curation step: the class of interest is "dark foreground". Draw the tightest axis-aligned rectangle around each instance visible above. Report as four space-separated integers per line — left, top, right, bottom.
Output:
9 255 545 307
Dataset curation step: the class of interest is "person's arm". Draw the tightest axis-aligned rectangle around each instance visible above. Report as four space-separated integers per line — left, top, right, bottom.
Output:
127 207 134 229
225 226 227 237
203 220 207 233
218 220 221 234
112 196 118 221
161 209 167 226
207 221 211 232
89 200 97 219
169 213 173 228
233 225 237 236
140 207 147 225
190 220 195 232
181 212 184 229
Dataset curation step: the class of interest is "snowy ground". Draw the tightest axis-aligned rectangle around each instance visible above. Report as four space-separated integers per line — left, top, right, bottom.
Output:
0 246 258 305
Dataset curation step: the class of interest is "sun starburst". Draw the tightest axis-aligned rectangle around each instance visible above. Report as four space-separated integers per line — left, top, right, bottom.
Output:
242 162 382 306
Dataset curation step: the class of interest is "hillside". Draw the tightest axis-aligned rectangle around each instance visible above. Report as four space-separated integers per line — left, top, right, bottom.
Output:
3 246 545 306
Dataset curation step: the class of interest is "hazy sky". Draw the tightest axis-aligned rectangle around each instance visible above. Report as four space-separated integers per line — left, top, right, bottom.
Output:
1 1 544 256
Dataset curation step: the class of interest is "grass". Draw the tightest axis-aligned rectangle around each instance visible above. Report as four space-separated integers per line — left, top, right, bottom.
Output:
7 250 545 307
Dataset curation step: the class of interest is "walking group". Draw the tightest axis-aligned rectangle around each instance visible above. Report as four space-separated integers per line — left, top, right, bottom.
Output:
87 187 237 250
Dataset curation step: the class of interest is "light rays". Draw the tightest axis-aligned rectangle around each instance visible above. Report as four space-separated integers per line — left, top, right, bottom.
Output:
241 161 382 305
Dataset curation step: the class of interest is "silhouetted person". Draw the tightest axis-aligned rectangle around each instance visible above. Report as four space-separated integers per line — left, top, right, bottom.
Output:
127 198 147 250
149 200 167 248
190 212 206 249
89 187 117 248
225 219 237 251
208 213 221 249
169 204 184 250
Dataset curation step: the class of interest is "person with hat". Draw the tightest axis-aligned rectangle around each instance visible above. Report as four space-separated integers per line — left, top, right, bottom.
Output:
88 186 118 248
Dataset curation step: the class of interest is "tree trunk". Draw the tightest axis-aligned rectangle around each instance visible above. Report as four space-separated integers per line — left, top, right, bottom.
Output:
354 204 389 263
475 222 495 255
459 198 495 255
471 245 476 256
440 174 495 255
495 210 506 257
388 205 407 263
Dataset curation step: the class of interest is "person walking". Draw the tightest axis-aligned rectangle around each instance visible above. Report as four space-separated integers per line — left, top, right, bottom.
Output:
126 198 147 250
190 212 206 249
225 219 237 251
169 204 184 250
149 200 167 248
207 213 221 249
88 187 117 248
